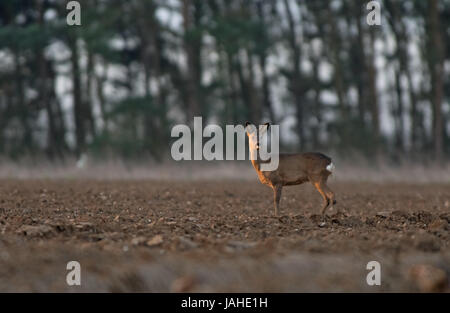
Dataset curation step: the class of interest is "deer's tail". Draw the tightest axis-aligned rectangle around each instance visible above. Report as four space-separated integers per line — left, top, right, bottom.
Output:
326 161 335 173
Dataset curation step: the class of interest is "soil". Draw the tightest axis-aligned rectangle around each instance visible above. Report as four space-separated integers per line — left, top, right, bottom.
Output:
0 179 449 292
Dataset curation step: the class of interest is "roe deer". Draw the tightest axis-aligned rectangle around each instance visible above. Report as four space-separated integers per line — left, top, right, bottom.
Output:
245 122 336 216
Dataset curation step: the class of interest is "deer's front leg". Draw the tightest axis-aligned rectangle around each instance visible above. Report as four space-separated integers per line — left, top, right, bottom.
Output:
273 185 282 216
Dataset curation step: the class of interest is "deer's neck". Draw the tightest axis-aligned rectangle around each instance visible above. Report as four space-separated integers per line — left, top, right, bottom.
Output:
250 148 261 172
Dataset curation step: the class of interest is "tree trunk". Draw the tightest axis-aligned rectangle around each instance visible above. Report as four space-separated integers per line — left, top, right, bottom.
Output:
182 0 202 123
367 28 380 148
427 0 444 161
85 51 97 139
37 0 60 158
69 39 85 157
95 58 108 131
256 1 275 123
283 0 305 147
355 2 367 123
385 0 419 154
14 52 33 152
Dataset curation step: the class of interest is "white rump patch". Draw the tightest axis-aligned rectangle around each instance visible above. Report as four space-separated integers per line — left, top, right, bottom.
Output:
326 162 335 173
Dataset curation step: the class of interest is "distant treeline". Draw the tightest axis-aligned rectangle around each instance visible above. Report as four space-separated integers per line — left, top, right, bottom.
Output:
0 0 449 162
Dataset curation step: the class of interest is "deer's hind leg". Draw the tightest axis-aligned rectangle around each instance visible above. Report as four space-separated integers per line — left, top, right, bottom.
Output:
310 174 333 216
324 184 336 205
310 176 330 215
322 177 337 212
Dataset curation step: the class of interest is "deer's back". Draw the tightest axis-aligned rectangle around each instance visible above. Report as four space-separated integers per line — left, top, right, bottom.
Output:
263 152 332 186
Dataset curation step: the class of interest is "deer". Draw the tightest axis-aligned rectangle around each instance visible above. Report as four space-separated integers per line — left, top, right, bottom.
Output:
245 122 336 216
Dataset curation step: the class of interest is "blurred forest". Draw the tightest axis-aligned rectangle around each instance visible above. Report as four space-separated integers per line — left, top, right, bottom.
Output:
0 0 449 163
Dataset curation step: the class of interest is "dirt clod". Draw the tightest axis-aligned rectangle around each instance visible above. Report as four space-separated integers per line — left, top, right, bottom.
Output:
16 225 53 237
146 235 163 247
408 264 448 292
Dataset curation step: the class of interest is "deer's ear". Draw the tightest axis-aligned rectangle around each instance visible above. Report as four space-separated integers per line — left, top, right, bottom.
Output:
260 122 270 134
245 122 256 134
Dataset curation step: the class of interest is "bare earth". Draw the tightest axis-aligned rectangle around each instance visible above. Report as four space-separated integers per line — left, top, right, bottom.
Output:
0 179 449 292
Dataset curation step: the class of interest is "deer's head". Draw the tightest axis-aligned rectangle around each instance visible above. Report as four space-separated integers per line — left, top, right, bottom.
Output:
245 122 270 151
